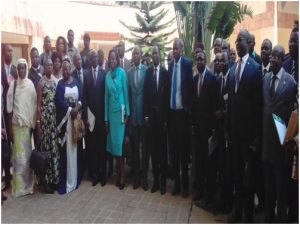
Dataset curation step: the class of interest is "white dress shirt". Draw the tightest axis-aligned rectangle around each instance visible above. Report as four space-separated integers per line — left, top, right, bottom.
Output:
170 57 183 109
154 64 160 90
270 67 283 92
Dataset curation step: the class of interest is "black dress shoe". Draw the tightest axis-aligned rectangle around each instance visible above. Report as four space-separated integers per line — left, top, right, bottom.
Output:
119 183 125 190
192 192 203 201
92 179 98 186
171 185 180 196
133 180 140 189
44 185 54 194
151 182 159 193
182 188 189 198
141 179 148 191
100 179 106 187
3 182 10 191
160 186 166 195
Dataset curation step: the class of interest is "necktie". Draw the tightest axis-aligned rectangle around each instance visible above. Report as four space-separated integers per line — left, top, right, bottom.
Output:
135 66 139 87
235 58 242 92
198 73 203 97
172 64 177 109
221 76 225 94
153 68 158 92
7 65 10 76
121 59 124 69
270 75 277 98
263 69 267 77
291 60 295 77
93 68 96 86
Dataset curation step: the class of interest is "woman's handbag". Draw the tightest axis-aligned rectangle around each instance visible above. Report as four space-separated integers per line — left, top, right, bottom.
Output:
30 148 48 176
72 113 85 144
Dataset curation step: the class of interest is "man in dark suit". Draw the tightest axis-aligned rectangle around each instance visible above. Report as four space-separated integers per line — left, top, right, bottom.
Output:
168 38 193 197
143 46 169 195
28 47 44 90
262 45 297 223
71 52 86 180
229 48 237 68
226 29 262 223
208 38 223 75
1 44 17 191
80 33 91 70
117 41 131 73
283 27 299 223
261 39 272 78
213 51 234 214
283 27 298 84
82 50 107 186
192 50 217 205
249 33 262 65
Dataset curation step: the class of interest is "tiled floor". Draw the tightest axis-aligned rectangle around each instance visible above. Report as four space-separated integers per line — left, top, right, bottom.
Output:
1 177 219 224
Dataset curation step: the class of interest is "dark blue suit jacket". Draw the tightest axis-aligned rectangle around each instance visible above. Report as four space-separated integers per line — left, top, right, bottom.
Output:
192 68 217 135
82 66 106 128
168 56 193 112
283 56 298 84
227 56 262 143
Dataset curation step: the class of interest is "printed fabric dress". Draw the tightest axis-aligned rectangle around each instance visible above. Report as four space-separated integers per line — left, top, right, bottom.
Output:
40 78 60 186
105 67 130 157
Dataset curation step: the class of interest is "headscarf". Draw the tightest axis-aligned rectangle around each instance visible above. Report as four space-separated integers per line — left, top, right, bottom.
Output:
6 58 37 128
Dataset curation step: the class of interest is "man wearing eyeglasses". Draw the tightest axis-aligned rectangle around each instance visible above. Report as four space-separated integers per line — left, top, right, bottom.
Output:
226 29 262 223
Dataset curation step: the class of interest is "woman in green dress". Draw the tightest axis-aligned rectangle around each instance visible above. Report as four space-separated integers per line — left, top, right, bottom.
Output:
105 49 130 190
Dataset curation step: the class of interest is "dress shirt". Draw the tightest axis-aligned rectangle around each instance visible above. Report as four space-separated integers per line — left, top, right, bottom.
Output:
262 63 270 73
270 67 283 92
170 57 183 109
197 68 206 96
4 63 14 83
235 53 249 91
32 65 42 77
154 64 160 90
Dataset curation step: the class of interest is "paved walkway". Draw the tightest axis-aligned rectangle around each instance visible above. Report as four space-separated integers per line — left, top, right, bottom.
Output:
2 177 221 224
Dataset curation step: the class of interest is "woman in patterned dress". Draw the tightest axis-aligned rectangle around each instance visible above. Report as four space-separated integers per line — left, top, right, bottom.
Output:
36 58 59 193
7 58 37 197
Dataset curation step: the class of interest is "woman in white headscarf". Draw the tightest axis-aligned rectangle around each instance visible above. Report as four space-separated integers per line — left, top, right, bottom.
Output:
7 58 37 197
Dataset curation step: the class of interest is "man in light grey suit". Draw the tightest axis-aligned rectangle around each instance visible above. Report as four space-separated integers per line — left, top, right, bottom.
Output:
262 44 297 223
127 46 148 191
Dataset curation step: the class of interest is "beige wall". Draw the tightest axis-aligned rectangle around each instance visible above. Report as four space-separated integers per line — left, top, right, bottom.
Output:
1 1 178 64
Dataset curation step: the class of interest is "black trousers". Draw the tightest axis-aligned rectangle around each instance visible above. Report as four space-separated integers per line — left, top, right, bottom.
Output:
231 138 256 220
169 109 189 189
147 110 167 186
86 125 106 181
193 128 210 195
263 161 289 223
131 125 148 179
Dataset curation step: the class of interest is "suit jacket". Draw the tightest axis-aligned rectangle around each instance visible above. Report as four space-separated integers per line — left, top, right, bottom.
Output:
250 52 262 65
71 68 85 94
192 68 217 135
167 56 193 113
82 66 106 128
80 48 91 70
227 56 262 143
1 64 17 114
262 69 297 165
143 65 169 124
28 66 44 90
121 57 131 74
216 72 229 112
283 56 298 84
127 63 147 126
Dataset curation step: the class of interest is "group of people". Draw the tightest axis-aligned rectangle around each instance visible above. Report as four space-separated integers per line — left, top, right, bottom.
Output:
1 26 299 223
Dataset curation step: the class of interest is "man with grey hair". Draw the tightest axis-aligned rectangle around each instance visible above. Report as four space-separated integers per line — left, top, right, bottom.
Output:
168 38 193 197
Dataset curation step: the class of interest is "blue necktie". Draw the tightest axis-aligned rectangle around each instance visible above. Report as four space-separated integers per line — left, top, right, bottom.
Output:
172 64 177 109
